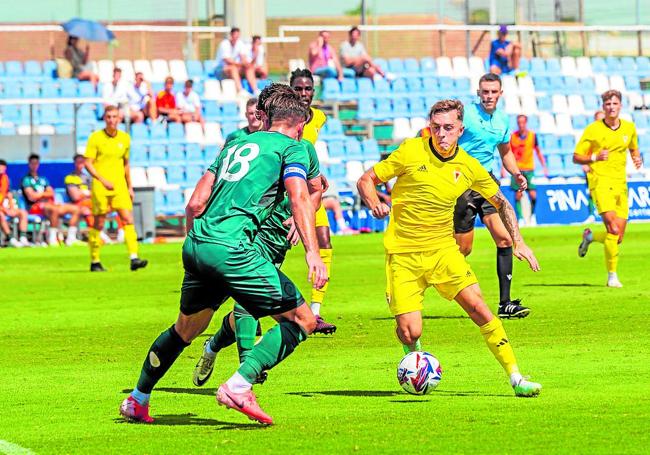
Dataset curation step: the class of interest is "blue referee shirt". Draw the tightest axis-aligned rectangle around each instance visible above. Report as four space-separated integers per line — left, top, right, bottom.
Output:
458 102 511 171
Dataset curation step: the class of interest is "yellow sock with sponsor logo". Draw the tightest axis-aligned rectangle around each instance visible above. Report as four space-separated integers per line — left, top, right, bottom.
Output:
88 228 101 263
310 248 332 305
480 318 519 376
604 233 619 273
124 224 139 258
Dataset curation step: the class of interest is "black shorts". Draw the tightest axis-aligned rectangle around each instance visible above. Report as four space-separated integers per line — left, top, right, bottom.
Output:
453 173 500 234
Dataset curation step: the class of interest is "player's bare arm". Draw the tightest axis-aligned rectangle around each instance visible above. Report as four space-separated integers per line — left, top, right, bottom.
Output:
487 190 541 271
573 143 610 165
284 175 325 246
357 169 390 219
285 176 328 289
498 142 527 191
185 171 216 234
84 157 114 191
630 148 643 169
66 185 83 203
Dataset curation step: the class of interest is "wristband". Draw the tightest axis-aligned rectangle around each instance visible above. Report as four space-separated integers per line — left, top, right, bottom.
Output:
590 153 597 163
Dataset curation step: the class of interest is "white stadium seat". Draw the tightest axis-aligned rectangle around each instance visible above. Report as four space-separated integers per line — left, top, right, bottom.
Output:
560 56 577 77
576 57 594 77
218 79 238 101
315 140 334 164
36 125 55 135
410 117 427 134
517 76 536 96
551 94 569 114
501 75 518 96
627 92 644 109
183 188 194 205
363 160 378 170
203 79 222 101
392 117 412 142
147 166 179 191
185 122 205 143
133 60 153 81
504 95 522 115
520 95 539 114
435 57 453 78
345 160 365 185
116 59 135 82
468 56 485 78
203 122 224 146
567 94 586 115
554 114 573 135
289 58 306 73
594 74 610 94
609 75 626 92
98 59 114 84
131 167 149 187
169 59 189 82
538 112 556 134
17 125 32 135
151 59 170 83
452 57 471 78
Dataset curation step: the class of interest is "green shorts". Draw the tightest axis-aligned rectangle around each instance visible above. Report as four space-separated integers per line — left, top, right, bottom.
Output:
179 236 304 318
511 170 536 191
252 212 291 268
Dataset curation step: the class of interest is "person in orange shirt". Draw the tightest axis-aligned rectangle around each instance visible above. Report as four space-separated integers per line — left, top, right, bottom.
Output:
509 115 547 225
0 159 30 247
155 77 181 123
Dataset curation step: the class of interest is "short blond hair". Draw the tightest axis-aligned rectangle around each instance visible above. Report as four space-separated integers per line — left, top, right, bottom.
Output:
429 99 464 121
601 90 622 103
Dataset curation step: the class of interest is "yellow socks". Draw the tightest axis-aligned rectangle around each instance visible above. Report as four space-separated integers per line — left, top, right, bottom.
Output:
124 224 139 258
88 228 101 263
604 233 619 273
592 231 607 243
480 318 519 376
311 248 332 305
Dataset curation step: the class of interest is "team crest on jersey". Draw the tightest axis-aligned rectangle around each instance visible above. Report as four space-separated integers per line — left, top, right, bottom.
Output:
453 168 462 182
623 135 628 143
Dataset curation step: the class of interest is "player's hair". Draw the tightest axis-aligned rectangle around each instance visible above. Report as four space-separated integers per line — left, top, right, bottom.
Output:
28 153 40 162
517 114 528 121
245 97 258 109
104 105 119 116
257 83 295 114
349 26 360 35
601 90 622 103
230 27 240 34
266 91 308 124
429 99 464 121
113 67 122 74
0 159 7 166
164 76 174 84
184 79 193 87
73 154 84 161
478 72 502 87
252 35 261 42
290 68 314 86
135 71 143 78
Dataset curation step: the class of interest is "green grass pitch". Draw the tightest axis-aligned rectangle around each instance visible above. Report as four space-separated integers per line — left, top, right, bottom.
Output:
1 224 649 454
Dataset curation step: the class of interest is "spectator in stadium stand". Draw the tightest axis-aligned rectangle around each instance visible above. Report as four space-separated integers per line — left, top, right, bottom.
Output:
0 159 31 247
215 27 259 95
248 35 268 80
488 25 523 76
322 180 358 235
64 35 99 87
309 30 351 81
155 76 182 123
175 80 205 127
21 154 80 246
339 26 387 79
127 72 157 123
102 68 140 123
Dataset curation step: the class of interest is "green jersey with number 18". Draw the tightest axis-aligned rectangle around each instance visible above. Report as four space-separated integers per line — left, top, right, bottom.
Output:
189 131 310 246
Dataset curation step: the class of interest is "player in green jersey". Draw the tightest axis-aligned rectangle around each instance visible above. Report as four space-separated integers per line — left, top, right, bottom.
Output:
120 89 328 426
193 83 325 388
224 97 263 144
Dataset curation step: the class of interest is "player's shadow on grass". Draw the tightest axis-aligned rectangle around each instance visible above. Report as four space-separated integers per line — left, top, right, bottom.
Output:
526 283 600 287
287 390 403 397
113 414 260 429
371 315 468 321
121 387 216 396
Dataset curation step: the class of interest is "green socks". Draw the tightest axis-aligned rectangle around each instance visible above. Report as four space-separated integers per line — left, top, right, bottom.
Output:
237 321 307 383
234 304 259 364
136 325 190 394
209 314 236 353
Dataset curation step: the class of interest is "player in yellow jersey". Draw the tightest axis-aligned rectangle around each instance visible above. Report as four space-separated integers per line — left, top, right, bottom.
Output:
84 105 148 272
574 90 642 287
290 68 337 334
357 100 542 397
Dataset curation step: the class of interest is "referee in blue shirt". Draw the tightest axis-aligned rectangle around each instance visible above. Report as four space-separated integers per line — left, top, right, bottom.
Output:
454 73 531 319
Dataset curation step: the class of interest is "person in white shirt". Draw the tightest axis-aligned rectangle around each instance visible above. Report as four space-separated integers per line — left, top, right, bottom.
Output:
127 72 157 122
339 26 386 79
101 67 139 122
215 27 258 94
175 80 204 127
248 35 268 79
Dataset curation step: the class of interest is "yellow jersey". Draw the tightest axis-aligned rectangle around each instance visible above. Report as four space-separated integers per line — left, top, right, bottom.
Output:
84 129 131 192
373 137 499 254
575 119 637 186
302 107 326 145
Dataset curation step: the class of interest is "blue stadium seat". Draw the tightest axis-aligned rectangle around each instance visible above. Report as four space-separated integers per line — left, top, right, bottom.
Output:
406 77 423 94
166 166 186 186
547 155 564 176
591 57 607 73
345 138 363 160
548 76 565 94
131 123 149 144
545 58 561 75
186 60 203 79
168 122 185 144
454 78 470 94
526 115 539 131
165 190 186 212
77 82 95 97
186 143 204 164
373 78 391 95
636 56 650 76
605 56 622 74
203 59 218 78
408 96 427 117
5 61 23 79
392 98 409 118
533 76 550 92
563 155 582 177
322 78 340 100
361 138 379 159
356 99 375 120
578 76 595 93
419 57 435 75
632 112 648 129
339 78 358 101
41 80 59 98
374 58 388 72
540 134 559 152
583 94 600 111
39 105 58 125
2 81 21 98
356 78 374 98
388 58 405 75
203 102 220 122
518 57 531 72
24 60 43 80
149 123 167 144
1 105 21 123
620 57 637 76
422 77 438 93
559 135 576 153
221 103 239 121
77 104 97 123
76 122 95 142
57 104 74 124
22 81 40 98
321 118 345 141
43 60 57 79
640 135 650 150
327 141 346 160
403 58 420 76
0 62 5 78
624 75 641 91
148 144 167 166
130 143 148 166
571 114 589 130
530 58 546 75
0 125 15 135
537 96 552 112
222 121 238 137
438 77 454 93
154 191 166 214
390 78 408 98
59 79 77 98
186 165 204 185
563 76 579 94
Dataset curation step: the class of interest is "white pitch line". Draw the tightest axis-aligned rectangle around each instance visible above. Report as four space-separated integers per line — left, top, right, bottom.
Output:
0 440 35 455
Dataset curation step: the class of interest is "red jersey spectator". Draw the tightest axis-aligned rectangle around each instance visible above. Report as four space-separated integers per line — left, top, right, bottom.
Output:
156 77 181 123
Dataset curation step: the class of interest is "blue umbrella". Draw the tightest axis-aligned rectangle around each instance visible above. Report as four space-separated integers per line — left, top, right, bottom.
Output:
62 18 115 42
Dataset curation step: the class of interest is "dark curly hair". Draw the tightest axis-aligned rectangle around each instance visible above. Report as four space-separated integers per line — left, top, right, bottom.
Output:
289 68 314 86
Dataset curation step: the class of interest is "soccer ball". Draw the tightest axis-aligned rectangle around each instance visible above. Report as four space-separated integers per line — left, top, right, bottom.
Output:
397 351 442 395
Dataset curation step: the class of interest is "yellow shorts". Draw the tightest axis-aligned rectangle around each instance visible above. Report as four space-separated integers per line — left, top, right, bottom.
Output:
315 204 330 228
385 246 478 316
592 184 628 219
91 190 132 216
